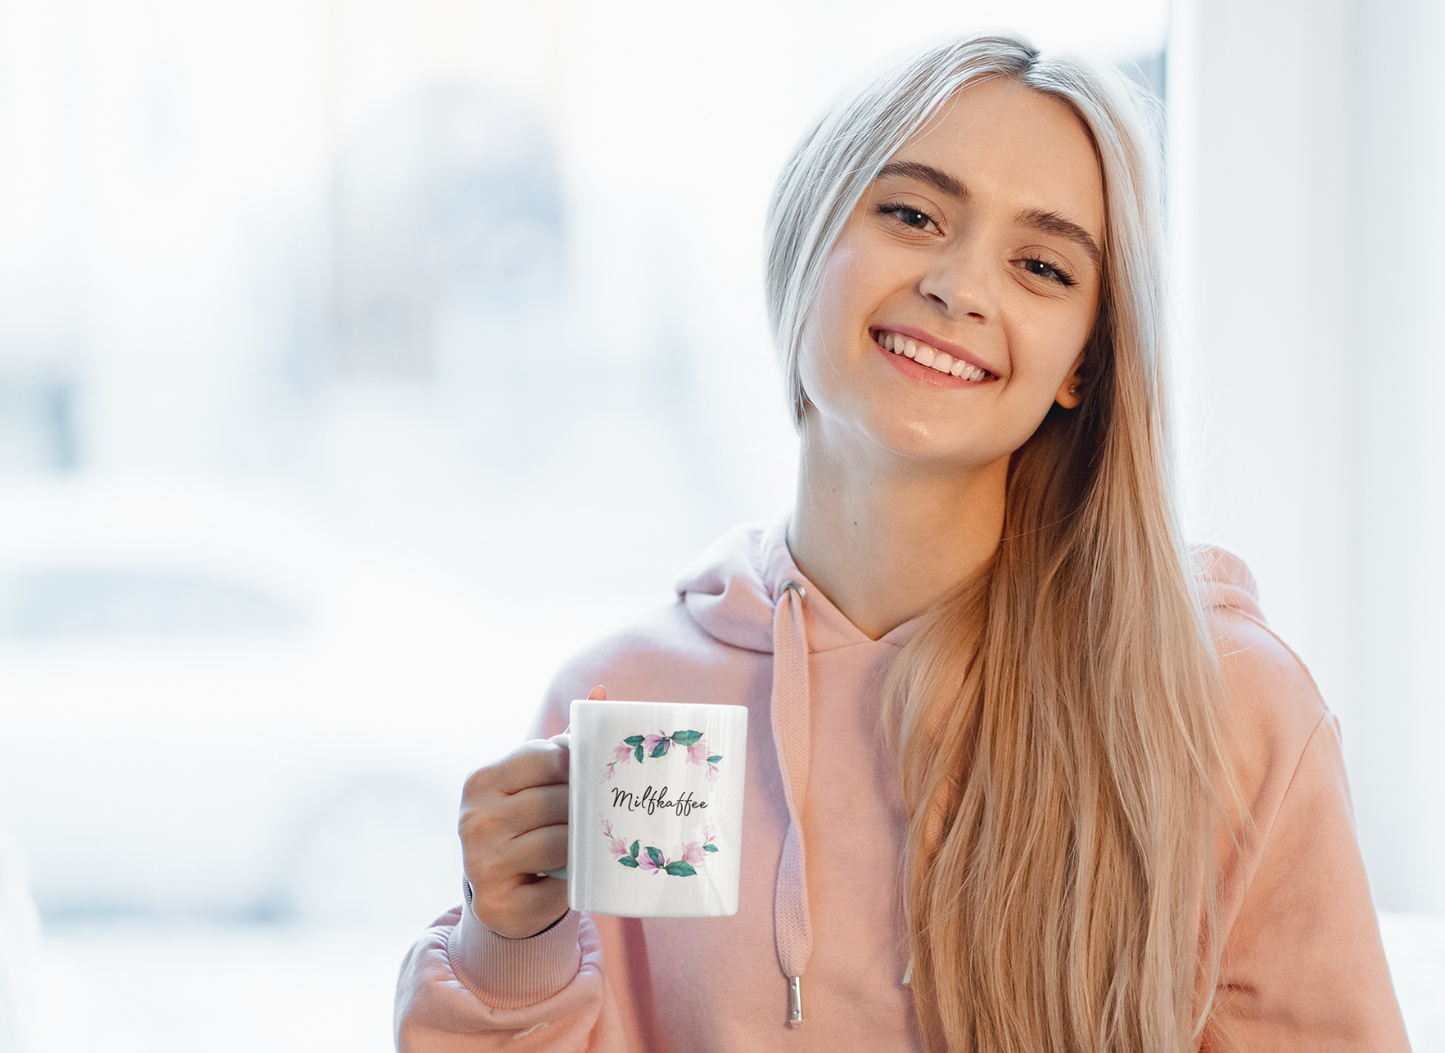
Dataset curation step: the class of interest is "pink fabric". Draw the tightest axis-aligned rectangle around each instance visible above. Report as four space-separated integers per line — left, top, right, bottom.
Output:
768 581 812 1019
451 904 583 1011
395 519 1410 1052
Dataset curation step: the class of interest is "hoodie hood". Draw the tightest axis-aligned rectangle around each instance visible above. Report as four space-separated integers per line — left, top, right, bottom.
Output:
672 520 785 654
675 517 912 655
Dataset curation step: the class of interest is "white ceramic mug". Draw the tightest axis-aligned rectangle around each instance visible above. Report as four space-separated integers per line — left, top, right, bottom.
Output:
550 699 748 917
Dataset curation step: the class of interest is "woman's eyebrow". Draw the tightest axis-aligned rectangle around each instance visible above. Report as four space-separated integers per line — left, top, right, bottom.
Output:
1016 208 1102 266
875 160 968 200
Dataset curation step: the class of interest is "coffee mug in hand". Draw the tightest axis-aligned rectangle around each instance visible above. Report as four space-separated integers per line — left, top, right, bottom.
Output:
552 700 747 917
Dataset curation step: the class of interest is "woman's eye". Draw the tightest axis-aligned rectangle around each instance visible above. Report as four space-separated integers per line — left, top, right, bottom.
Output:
1021 257 1076 287
877 203 939 233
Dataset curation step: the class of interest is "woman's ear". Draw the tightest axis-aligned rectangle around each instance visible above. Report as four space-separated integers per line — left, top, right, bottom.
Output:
1054 351 1087 410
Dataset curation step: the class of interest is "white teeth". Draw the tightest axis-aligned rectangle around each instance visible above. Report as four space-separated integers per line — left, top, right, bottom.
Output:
879 330 989 380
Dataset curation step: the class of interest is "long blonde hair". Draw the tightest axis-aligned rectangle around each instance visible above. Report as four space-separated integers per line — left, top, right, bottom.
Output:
765 35 1234 1052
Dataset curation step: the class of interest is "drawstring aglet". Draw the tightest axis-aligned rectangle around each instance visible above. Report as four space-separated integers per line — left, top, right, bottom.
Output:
789 976 803 1025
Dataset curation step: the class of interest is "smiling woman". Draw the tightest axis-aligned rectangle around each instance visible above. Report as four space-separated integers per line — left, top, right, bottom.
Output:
395 33 1410 1053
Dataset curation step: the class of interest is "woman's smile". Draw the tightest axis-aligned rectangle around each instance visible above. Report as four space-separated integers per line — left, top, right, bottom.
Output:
872 327 997 384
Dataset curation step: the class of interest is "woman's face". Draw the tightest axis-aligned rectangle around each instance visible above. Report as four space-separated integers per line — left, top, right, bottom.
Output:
799 76 1105 473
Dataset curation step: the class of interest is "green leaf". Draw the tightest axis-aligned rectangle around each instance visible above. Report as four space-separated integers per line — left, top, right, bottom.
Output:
649 740 670 759
703 843 718 852
707 755 722 764
633 744 644 763
618 855 639 868
622 735 645 747
645 846 665 868
629 840 640 859
664 861 697 877
671 730 703 746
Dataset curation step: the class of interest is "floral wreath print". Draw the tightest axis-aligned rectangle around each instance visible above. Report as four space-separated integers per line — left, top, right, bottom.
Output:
601 729 723 784
600 817 719 877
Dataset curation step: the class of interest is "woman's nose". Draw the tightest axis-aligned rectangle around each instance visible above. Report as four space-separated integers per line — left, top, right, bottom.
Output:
917 238 996 321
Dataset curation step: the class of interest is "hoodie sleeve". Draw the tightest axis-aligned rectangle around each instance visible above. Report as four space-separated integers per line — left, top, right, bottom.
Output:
1193 558 1410 1053
393 904 633 1053
1203 713 1410 1051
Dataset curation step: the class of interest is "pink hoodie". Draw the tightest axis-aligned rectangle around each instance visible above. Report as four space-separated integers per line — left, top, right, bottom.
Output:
395 519 1409 1052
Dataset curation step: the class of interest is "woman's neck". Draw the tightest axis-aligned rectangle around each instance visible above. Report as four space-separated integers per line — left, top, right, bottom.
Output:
786 426 1008 641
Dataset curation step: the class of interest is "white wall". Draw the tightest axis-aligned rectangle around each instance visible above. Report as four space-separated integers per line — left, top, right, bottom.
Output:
1352 0 1445 915
1169 0 1445 912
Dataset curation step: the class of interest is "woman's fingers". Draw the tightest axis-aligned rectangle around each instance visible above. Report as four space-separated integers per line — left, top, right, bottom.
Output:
505 821 569 876
466 816 569 937
460 764 566 855
465 739 567 798
469 820 568 888
494 782 568 835
459 737 577 937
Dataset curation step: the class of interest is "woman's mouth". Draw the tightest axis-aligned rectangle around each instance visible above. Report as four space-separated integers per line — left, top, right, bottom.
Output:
874 329 994 381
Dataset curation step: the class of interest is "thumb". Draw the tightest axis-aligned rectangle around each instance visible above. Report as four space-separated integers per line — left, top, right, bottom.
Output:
587 684 607 701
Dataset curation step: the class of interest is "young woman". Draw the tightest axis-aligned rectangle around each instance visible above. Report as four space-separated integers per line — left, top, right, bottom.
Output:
396 34 1408 1052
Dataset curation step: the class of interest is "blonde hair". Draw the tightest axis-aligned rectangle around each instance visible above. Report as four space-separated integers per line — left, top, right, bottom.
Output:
765 35 1236 1052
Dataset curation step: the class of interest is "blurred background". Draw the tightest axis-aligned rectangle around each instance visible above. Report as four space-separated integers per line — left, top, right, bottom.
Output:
0 0 1440 1050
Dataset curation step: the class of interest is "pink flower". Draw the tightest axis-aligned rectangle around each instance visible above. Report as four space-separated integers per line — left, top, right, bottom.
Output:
607 836 629 859
612 744 634 765
639 851 666 874
703 820 719 842
600 818 613 837
643 731 670 756
686 741 709 766
706 765 720 785
681 841 706 866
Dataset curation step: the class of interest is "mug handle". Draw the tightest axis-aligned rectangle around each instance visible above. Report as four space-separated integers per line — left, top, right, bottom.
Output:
542 730 570 880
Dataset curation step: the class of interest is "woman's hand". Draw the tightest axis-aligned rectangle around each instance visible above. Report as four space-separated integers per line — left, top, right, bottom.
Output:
458 686 604 938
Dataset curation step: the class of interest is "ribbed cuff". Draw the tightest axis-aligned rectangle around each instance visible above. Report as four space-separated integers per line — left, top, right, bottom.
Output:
450 904 583 1010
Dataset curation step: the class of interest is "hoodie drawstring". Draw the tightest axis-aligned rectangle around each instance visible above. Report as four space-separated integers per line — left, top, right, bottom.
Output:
771 579 813 1026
